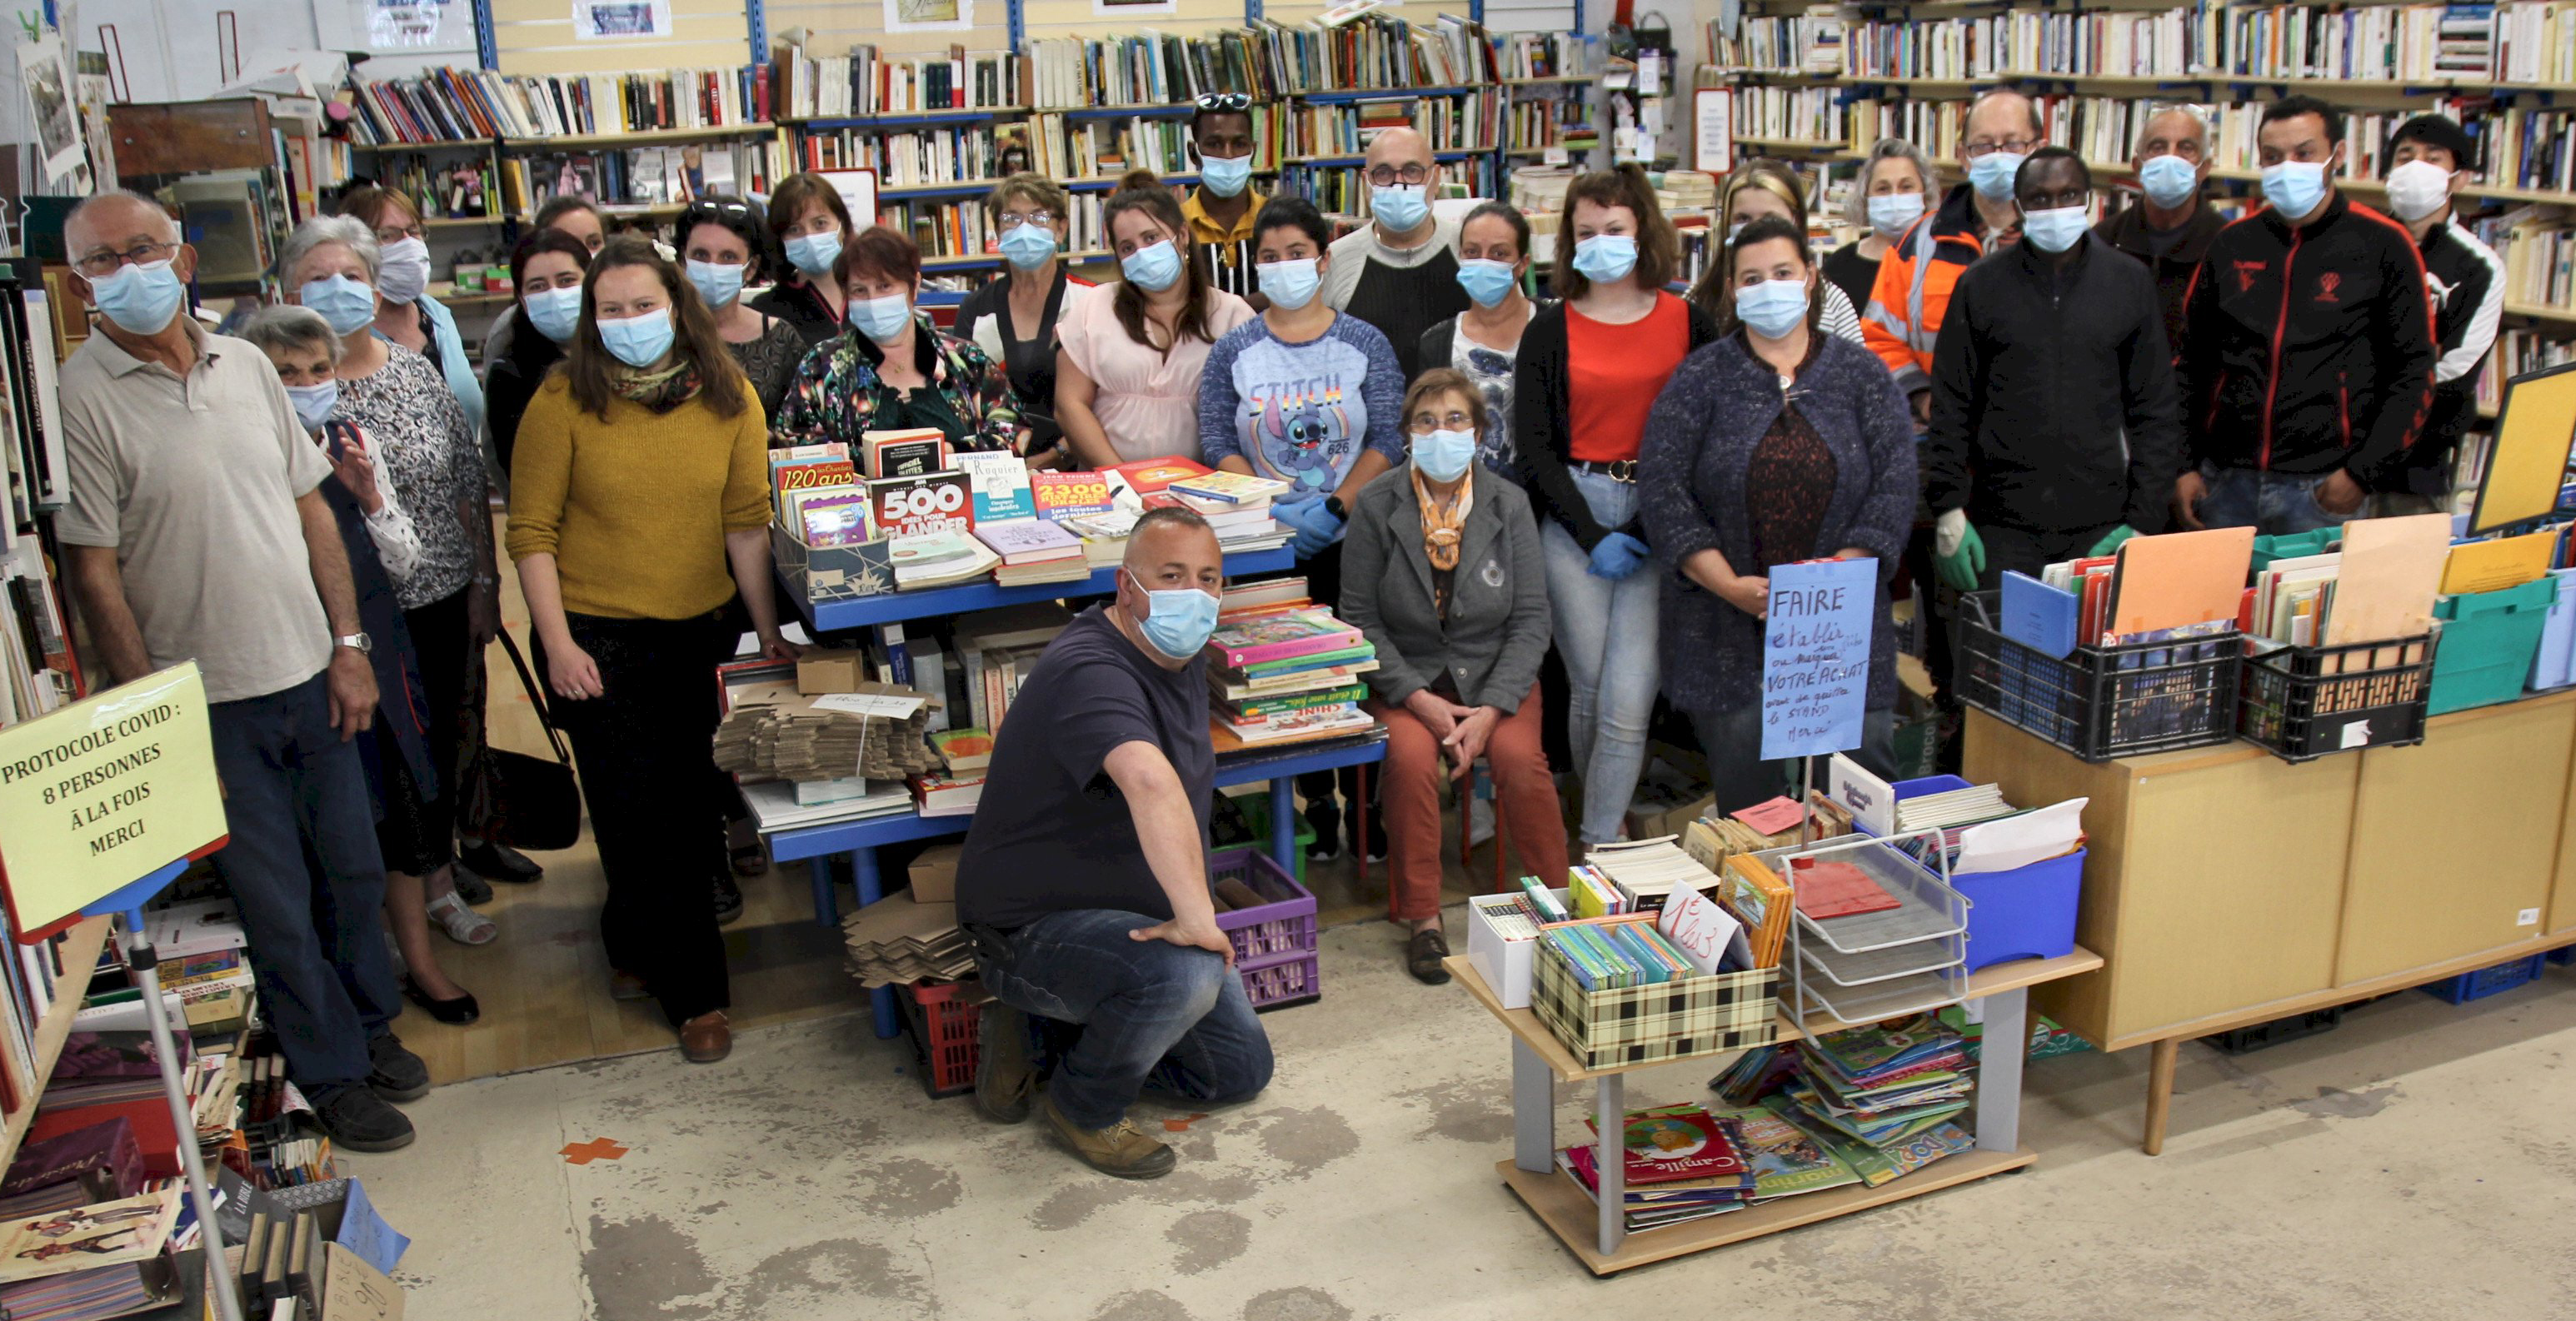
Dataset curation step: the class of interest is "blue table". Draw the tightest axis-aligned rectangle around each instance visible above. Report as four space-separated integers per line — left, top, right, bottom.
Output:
798 546 1294 634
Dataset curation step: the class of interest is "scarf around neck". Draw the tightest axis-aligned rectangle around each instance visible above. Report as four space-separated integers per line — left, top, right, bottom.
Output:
611 358 703 413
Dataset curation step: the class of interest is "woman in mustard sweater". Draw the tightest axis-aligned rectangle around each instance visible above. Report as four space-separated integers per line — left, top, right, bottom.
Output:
507 237 795 1064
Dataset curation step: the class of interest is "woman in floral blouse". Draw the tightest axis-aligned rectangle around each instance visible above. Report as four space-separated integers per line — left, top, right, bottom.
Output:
773 226 1029 456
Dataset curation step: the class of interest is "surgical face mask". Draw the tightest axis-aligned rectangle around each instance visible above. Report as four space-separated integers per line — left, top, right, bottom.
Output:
1866 191 1926 238
1370 183 1430 233
1970 151 2027 202
1455 257 1518 308
1257 257 1321 310
2386 159 2454 222
1734 278 1810 341
2019 203 2091 254
2261 160 2331 220
2139 154 2201 210
850 292 914 344
1126 570 1220 660
686 258 745 309
87 259 187 336
1200 153 1254 199
1411 427 1477 483
1120 239 1182 292
285 379 340 431
999 223 1058 271
785 231 841 279
525 285 582 343
1570 233 1639 285
377 236 432 305
597 307 675 368
299 274 379 336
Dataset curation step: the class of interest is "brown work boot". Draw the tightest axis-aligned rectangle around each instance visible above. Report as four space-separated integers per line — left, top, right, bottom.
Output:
679 1011 731 1064
1039 1094 1176 1179
974 1003 1034 1124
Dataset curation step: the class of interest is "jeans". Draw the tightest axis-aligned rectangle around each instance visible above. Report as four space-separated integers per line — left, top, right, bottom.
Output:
2194 466 2341 536
1539 470 1661 844
1369 682 1567 922
207 672 402 1089
975 910 1275 1131
1690 705 1900 816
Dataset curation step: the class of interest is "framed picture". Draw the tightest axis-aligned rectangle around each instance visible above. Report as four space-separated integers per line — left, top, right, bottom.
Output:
884 0 973 33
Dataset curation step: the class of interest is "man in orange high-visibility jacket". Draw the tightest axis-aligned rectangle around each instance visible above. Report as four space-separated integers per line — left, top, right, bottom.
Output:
1864 90 2044 413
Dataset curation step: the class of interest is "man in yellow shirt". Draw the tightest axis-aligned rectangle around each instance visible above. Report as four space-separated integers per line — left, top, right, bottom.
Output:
1182 92 1266 306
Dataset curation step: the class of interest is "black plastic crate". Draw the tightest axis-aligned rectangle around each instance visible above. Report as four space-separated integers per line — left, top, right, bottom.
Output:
2201 1004 2344 1055
2237 633 2437 762
1954 592 2240 762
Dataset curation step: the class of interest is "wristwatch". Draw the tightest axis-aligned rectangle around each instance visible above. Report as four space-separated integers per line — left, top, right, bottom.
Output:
334 631 373 656
1323 494 1347 522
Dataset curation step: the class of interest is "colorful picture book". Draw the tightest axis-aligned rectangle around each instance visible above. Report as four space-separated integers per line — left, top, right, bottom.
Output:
1203 610 1363 669
1031 470 1118 522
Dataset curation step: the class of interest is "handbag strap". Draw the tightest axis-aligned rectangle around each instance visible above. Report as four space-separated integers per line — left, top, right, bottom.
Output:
495 626 574 765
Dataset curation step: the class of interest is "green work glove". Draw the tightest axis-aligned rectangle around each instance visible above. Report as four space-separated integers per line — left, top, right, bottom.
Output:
1934 509 1985 593
2089 524 2140 557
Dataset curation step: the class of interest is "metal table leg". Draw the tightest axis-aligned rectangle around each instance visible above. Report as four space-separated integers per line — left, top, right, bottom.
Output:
1594 1070 1625 1259
1511 1039 1555 1174
851 845 899 1039
1973 986 2028 1152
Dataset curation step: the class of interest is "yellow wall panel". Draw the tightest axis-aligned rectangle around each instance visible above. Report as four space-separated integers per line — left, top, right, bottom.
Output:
1021 0 1246 44
766 0 1013 62
495 0 751 76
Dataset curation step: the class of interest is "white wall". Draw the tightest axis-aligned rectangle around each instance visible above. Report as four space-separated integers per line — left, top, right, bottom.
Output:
71 0 475 105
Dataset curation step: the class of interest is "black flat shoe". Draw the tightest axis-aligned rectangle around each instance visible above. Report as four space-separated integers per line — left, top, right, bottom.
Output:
1405 928 1452 985
460 838 544 884
402 977 482 1025
450 867 494 905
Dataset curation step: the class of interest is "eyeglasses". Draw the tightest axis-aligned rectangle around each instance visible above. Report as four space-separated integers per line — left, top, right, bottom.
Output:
72 240 177 279
1410 411 1475 434
1196 92 1252 112
1366 163 1432 187
373 222 425 243
996 210 1060 230
1962 137 2039 160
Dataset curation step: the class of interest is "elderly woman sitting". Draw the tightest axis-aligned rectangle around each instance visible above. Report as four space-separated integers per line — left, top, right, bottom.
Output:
1338 368 1566 985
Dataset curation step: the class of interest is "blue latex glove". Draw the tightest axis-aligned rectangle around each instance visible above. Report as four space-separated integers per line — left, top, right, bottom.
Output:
1586 531 1650 580
1277 498 1345 560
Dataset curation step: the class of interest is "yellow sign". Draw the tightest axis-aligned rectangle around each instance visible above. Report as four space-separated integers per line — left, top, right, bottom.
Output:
0 663 227 936
2471 363 2576 535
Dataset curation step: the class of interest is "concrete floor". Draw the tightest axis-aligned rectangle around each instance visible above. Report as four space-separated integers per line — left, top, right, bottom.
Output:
354 922 2576 1321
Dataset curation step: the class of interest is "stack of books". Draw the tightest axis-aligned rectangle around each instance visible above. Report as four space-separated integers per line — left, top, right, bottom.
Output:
1204 604 1377 745
1713 1014 1979 1189
1585 838 1719 912
1556 1104 1758 1233
1161 468 1294 552
888 529 1000 589
772 443 866 549
973 519 1091 587
910 773 985 818
0 1188 186 1319
1535 918 1702 991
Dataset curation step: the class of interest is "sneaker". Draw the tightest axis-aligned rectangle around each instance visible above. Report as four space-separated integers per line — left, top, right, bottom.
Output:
974 1003 1035 1124
713 873 745 926
1467 795 1497 848
310 1084 417 1153
1039 1095 1175 1179
367 1034 431 1103
1345 803 1390 865
458 838 544 884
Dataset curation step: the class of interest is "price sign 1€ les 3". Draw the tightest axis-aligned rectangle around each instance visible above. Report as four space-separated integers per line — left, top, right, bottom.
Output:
0 663 228 940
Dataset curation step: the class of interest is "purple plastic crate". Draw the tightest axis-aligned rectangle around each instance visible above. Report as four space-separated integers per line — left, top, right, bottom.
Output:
2422 955 2548 1004
1241 952 1322 1010
1211 846 1318 964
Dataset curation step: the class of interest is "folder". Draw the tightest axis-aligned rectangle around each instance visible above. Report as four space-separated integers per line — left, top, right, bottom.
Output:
2440 529 2558 596
1999 571 2079 659
2104 527 2257 642
2325 512 2449 650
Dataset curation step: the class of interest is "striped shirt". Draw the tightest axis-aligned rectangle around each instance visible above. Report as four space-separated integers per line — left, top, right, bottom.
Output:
1185 187 1265 302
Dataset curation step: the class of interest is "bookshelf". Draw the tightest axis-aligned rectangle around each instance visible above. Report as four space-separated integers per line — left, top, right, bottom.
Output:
0 918 114 1169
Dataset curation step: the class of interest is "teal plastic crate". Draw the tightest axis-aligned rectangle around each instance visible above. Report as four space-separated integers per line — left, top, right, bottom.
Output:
1219 790 1320 884
2429 578 2559 715
2249 525 2348 573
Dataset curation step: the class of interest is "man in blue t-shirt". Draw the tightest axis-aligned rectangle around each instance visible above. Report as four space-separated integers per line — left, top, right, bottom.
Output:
956 509 1275 1179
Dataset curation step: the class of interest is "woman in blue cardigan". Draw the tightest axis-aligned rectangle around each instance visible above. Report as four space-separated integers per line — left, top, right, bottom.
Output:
1638 215 1918 812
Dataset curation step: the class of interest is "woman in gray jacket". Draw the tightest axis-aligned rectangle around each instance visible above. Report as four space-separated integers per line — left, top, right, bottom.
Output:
1342 369 1568 984
1640 215 1918 813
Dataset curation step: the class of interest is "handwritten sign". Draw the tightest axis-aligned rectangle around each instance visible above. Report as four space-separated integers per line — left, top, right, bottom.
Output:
1655 885 1742 976
1760 557 1878 761
0 664 226 938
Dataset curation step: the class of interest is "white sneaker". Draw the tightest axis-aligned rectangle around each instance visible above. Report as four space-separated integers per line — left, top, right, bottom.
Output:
1468 795 1497 847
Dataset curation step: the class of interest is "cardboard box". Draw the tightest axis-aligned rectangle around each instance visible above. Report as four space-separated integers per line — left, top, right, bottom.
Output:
1624 791 1715 845
772 524 894 608
908 843 961 905
796 648 870 695
1466 893 1542 1009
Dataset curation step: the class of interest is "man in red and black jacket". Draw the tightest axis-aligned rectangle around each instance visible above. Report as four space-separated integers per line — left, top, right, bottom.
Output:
2174 95 2438 536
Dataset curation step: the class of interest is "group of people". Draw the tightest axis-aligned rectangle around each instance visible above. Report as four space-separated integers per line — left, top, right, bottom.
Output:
51 82 2494 1176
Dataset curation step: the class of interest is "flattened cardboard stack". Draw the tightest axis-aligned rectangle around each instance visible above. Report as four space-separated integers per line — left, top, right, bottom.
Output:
713 678 942 782
841 895 975 988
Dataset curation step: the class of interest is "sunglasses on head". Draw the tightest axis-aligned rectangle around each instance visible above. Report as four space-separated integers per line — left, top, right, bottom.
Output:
1196 92 1253 112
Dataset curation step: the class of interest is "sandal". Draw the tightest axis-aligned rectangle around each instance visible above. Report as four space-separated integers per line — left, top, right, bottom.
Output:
1405 927 1452 985
426 892 497 947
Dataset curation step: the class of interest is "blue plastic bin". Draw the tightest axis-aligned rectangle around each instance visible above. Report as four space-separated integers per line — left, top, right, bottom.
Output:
2421 954 2547 1004
1877 775 2084 974
2528 569 2576 693
2429 577 2558 715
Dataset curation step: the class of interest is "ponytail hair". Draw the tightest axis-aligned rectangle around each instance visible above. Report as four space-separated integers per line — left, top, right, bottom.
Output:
1102 170 1216 356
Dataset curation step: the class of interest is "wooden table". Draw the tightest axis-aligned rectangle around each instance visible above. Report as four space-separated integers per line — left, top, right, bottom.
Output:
1447 947 2102 1274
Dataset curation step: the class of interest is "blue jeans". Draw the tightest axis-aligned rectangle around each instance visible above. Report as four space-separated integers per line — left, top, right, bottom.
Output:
1540 470 1661 844
974 910 1274 1131
2194 466 2340 536
207 672 402 1089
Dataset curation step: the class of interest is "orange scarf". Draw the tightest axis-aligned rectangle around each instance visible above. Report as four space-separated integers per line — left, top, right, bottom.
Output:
1412 468 1474 613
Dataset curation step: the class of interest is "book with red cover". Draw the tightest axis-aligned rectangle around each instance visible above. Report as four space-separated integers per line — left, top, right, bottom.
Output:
1790 859 1902 920
1105 456 1212 497
25 1101 180 1180
1580 1104 1757 1188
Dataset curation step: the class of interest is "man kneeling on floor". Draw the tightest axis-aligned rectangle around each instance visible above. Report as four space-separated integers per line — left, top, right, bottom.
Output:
957 507 1276 1179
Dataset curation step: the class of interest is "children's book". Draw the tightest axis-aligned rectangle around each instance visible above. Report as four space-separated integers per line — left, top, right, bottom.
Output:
1711 1107 1861 1199
1204 609 1364 667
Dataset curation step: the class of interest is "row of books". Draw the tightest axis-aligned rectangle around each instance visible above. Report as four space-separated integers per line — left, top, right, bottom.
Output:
1708 10 1850 77
794 120 1037 184
1 270 77 729
2482 327 2576 416
1505 97 1600 154
1287 157 1505 218
502 142 774 217
347 66 768 145
766 43 1026 121
1027 15 1511 108
881 196 1108 264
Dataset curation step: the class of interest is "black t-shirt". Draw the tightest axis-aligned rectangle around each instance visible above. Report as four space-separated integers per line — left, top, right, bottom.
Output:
1822 242 1880 327
956 606 1215 930
1345 249 1470 381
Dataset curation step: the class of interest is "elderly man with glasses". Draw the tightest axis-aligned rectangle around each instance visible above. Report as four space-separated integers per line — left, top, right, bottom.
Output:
1320 126 1470 382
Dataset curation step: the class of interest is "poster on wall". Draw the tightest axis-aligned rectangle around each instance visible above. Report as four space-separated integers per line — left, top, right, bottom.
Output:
371 0 449 47
885 0 974 33
16 36 88 190
572 0 675 39
819 168 879 228
1094 0 1178 14
1694 87 1731 173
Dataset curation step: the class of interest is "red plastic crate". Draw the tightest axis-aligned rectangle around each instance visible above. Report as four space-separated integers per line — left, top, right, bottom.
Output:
901 979 981 1099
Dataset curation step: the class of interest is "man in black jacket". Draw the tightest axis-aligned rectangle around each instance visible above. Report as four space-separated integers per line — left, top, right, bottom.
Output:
2174 95 2439 536
2095 105 2224 360
2378 113 2507 515
1927 149 2181 591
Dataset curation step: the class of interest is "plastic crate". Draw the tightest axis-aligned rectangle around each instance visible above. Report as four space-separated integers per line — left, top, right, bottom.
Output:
898 980 981 1099
2422 954 2548 1004
2201 1005 2343 1054
2249 525 2347 573
2236 634 2436 762
1216 791 1320 884
1954 592 2240 762
1210 846 1319 964
2429 578 2557 715
2549 945 2574 967
2528 570 2576 692
1241 952 1323 1011
1873 776 2083 973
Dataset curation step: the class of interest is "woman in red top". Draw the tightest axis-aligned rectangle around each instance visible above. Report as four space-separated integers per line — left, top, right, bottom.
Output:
1513 165 1717 845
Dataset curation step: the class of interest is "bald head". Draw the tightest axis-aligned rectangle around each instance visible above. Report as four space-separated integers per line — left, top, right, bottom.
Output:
1121 508 1222 580
63 190 180 261
1965 91 2043 151
1365 127 1432 173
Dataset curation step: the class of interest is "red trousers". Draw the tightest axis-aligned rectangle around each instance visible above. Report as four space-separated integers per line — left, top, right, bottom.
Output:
1369 682 1570 922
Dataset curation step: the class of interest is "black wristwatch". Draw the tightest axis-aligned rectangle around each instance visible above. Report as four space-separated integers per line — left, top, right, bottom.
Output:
1323 495 1347 521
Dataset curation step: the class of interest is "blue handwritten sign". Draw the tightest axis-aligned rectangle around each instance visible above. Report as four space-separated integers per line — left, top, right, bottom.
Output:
1761 557 1877 760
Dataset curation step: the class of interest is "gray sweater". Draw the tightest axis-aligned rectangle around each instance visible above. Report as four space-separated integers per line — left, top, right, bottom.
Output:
1339 463 1552 714
1637 331 1917 715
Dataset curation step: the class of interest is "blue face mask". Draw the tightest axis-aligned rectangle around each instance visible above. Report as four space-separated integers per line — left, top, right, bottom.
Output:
686 258 745 309
2019 204 2090 254
999 223 1058 271
89 258 187 335
1571 233 1639 285
1121 239 1183 292
1734 277 1810 340
1866 191 1926 238
597 307 675 369
2139 154 2201 209
285 380 339 431
526 285 582 343
1455 258 1518 308
2261 160 2330 220
785 231 842 279
1370 183 1430 232
1411 427 1477 483
851 292 914 344
1200 154 1254 199
1970 151 2026 202
1258 257 1321 310
299 274 379 337
1126 570 1220 660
